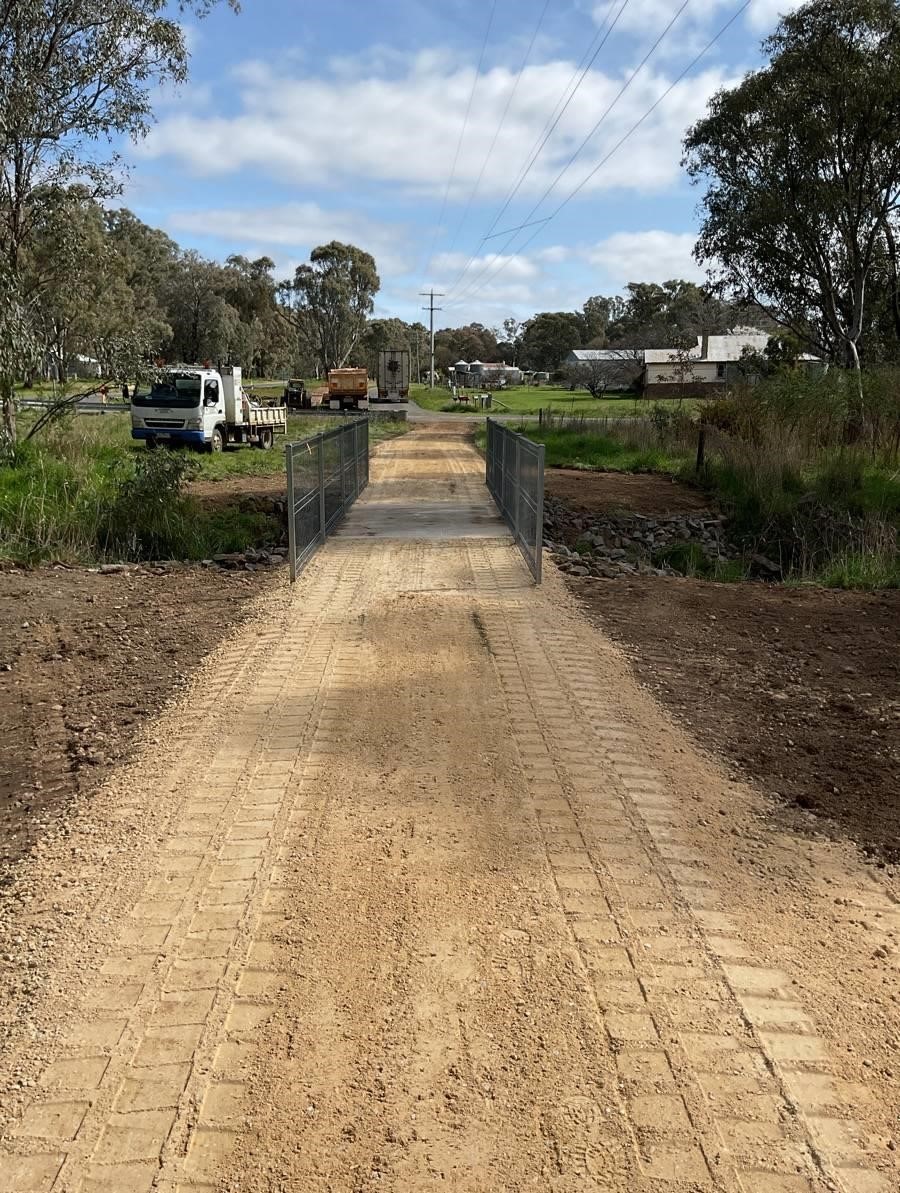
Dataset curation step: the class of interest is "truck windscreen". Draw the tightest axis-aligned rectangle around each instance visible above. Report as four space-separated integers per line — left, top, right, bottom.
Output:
133 378 202 408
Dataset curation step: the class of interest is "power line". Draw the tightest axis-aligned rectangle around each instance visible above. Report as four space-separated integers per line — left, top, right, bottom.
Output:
440 0 552 265
447 1 752 312
446 0 690 309
421 0 498 284
440 0 631 300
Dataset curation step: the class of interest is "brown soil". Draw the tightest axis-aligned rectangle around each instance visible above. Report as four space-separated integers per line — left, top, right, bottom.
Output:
545 467 712 517
0 565 276 878
570 575 900 865
189 474 286 503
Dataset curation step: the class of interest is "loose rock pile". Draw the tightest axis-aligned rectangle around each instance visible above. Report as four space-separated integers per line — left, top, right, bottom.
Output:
544 496 729 579
206 547 287 570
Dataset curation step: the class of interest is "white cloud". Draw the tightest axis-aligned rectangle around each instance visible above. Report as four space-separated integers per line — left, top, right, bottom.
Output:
585 230 705 285
140 50 731 202
593 0 729 37
431 250 540 284
746 0 806 33
166 202 410 275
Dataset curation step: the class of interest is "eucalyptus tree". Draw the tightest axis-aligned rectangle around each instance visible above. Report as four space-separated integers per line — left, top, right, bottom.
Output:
285 241 380 374
0 0 239 440
684 0 900 392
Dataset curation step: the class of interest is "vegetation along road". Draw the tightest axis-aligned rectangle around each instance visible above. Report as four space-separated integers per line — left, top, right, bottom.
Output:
0 426 896 1193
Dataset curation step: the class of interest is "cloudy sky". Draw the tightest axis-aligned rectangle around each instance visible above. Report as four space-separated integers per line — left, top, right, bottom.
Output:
127 0 804 327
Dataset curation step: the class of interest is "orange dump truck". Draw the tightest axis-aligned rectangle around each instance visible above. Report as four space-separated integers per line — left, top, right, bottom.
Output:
327 367 369 411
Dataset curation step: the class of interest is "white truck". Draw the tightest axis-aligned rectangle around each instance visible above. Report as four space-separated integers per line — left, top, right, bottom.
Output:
376 348 410 402
130 365 287 452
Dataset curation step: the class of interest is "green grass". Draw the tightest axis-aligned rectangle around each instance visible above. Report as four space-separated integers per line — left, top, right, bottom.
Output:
409 383 696 419
813 550 900 589
493 409 898 590
0 410 406 564
521 426 690 473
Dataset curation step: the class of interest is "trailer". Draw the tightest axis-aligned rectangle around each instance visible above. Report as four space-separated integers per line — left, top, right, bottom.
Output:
327 367 369 411
376 349 410 402
131 365 287 452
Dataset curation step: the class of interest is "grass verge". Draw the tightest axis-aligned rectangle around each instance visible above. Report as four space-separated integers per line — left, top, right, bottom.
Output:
410 383 696 419
0 411 407 564
496 382 899 589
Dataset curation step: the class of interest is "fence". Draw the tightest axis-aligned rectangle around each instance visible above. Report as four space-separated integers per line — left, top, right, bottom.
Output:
285 418 369 581
485 418 545 583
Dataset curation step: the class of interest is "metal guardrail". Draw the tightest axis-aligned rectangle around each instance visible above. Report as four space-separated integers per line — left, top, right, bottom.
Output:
485 418 545 583
285 418 369 582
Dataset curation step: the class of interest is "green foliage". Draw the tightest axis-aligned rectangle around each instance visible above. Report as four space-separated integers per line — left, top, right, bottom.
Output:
519 312 584 372
0 1 240 440
522 426 686 474
0 411 405 564
653 542 715 579
684 0 900 368
285 241 380 374
522 370 898 588
817 551 900 590
100 449 200 559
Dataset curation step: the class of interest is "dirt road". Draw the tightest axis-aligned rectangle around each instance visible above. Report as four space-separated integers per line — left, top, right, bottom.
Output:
1 426 897 1192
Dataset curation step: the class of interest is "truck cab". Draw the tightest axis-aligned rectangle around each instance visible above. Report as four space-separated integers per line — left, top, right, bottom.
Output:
131 366 286 451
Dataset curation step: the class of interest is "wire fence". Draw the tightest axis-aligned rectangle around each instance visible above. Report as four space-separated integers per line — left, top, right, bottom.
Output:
485 418 545 582
285 418 369 581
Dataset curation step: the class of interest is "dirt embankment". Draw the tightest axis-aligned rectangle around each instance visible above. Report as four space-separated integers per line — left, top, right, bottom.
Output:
0 565 277 877
575 576 900 863
548 468 900 865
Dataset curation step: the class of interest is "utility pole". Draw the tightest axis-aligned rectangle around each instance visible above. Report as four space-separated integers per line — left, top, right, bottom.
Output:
420 289 444 389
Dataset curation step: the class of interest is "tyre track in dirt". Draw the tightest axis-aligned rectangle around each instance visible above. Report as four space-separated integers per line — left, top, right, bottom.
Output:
0 425 896 1192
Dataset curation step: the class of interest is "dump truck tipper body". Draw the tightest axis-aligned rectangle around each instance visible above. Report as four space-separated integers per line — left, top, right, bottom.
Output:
327 367 369 411
376 349 410 401
131 366 287 452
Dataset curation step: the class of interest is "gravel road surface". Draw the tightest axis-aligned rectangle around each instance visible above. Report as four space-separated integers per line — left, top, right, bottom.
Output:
1 426 896 1193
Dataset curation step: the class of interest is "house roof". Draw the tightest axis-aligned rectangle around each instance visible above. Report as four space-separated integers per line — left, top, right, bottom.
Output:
567 349 643 362
643 333 770 365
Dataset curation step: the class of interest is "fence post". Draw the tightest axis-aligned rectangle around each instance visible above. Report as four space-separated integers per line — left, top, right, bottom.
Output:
317 437 326 543
338 423 346 513
539 407 543 429
695 425 706 474
514 433 522 548
286 443 298 583
349 423 357 500
534 442 545 585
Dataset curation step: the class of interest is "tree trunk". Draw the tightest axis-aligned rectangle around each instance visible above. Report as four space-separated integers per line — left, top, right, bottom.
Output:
1 375 17 444
842 337 865 444
884 222 900 345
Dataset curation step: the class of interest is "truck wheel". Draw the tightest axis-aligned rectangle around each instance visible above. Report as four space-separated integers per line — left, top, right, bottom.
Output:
258 428 274 451
209 427 225 454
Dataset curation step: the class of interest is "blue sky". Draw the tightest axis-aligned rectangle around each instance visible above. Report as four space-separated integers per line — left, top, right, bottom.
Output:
124 0 804 328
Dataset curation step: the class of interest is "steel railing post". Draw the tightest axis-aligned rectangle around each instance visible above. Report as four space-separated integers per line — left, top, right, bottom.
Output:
286 443 298 583
339 423 346 515
514 433 522 548
534 442 545 584
317 434 326 543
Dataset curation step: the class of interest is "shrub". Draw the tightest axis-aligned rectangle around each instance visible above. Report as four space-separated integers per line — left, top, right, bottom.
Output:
100 448 201 560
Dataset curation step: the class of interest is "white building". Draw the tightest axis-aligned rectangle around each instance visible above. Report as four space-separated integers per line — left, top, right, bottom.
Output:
642 333 771 394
